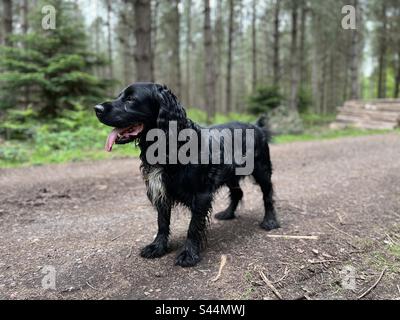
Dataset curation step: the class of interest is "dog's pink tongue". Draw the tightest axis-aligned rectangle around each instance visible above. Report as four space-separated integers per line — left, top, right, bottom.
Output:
105 128 123 152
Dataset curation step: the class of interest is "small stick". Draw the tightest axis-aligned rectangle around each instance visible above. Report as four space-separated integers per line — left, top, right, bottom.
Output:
271 266 289 284
110 230 129 242
326 223 354 238
86 281 98 291
266 235 319 240
126 244 134 259
308 259 339 264
211 254 227 282
357 267 387 300
259 270 283 300
397 285 400 296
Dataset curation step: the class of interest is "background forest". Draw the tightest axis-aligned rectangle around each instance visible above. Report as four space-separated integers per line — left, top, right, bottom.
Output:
0 0 400 166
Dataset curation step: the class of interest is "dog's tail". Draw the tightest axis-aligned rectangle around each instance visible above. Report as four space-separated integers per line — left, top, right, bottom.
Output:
255 114 272 142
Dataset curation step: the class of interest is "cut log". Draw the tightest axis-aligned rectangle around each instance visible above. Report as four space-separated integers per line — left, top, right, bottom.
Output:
331 99 400 130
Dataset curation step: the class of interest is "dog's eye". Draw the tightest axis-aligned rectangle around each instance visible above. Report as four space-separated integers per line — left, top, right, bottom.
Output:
125 97 136 103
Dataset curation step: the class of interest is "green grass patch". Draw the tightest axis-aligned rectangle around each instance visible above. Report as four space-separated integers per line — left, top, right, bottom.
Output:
274 128 398 144
1 109 399 168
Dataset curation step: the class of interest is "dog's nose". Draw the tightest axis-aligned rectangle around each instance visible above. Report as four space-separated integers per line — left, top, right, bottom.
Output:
94 104 104 114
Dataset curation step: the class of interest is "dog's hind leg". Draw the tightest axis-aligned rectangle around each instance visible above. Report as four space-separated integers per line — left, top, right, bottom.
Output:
252 164 280 231
215 180 243 220
140 202 171 259
175 192 212 267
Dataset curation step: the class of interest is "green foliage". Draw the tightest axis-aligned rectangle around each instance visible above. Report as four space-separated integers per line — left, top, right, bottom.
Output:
0 103 139 167
298 88 313 114
0 0 110 115
247 86 283 115
186 108 257 125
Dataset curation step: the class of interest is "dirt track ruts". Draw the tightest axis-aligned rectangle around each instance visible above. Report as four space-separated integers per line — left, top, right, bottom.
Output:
0 133 399 300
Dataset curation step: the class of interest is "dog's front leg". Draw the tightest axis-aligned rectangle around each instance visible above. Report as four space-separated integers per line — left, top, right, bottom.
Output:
140 202 171 259
175 193 212 267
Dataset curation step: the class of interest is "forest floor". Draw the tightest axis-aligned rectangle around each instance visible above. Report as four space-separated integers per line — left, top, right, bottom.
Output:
1 133 400 300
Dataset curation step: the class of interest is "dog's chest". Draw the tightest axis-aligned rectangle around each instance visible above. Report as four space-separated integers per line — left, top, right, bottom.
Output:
144 167 167 205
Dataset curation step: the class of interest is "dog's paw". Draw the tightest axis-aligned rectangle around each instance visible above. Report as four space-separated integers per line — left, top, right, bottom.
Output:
140 242 168 259
260 219 280 231
215 210 236 221
175 248 201 267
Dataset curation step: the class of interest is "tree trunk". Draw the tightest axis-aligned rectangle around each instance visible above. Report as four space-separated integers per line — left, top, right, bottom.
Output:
204 0 216 121
185 0 192 106
377 2 387 99
133 0 153 82
215 0 223 111
395 51 400 98
272 0 280 87
166 0 181 97
2 0 13 46
105 0 114 81
151 0 160 83
299 2 307 88
251 0 257 92
349 0 359 99
226 0 234 113
289 0 299 112
21 0 28 34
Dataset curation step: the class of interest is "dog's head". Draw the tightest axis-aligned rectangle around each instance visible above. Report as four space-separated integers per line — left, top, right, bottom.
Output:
95 82 186 152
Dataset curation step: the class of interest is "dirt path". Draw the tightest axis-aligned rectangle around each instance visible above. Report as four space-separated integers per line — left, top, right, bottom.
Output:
1 134 400 300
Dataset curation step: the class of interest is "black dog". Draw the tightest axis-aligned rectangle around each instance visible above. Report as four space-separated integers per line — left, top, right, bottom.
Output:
94 83 279 267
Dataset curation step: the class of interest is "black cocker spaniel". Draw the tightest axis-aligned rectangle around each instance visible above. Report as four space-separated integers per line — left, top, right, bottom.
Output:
95 83 279 267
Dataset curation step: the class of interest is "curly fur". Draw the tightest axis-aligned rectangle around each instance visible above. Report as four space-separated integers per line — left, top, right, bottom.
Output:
95 82 280 267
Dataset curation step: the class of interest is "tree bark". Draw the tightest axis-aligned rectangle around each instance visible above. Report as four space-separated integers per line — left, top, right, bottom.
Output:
2 0 13 46
272 0 280 87
299 2 307 88
226 0 234 113
133 0 153 82
289 0 299 111
204 0 216 121
105 0 114 80
185 0 192 106
377 2 387 99
165 0 181 97
21 0 28 34
349 0 359 99
251 0 257 92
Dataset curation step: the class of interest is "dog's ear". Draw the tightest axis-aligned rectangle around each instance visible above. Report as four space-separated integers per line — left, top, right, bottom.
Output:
154 85 187 131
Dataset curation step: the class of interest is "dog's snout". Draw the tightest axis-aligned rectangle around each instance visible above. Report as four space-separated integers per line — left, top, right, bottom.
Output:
94 104 104 114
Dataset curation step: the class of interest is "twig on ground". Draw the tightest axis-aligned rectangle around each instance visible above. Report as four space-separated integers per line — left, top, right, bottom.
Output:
271 266 289 284
308 259 339 264
211 254 228 282
265 235 319 240
110 230 129 242
357 267 387 300
259 271 283 300
397 285 400 296
326 222 354 238
86 281 98 291
126 244 134 259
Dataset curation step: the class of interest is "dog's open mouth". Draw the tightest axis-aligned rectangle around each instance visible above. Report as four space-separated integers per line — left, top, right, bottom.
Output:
105 123 144 152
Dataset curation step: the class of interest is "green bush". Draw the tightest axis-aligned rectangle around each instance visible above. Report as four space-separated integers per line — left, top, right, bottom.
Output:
298 88 313 114
247 86 283 115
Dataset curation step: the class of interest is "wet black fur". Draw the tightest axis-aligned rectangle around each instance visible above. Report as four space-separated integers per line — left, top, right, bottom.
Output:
95 83 279 267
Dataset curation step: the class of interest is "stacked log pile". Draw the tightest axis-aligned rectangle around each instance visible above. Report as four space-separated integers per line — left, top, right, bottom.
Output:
330 99 400 130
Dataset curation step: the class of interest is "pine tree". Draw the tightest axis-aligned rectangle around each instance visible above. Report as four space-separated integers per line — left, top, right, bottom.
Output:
0 0 110 116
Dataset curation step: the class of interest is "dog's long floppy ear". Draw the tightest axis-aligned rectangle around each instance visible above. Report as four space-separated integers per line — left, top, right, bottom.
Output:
154 84 187 131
